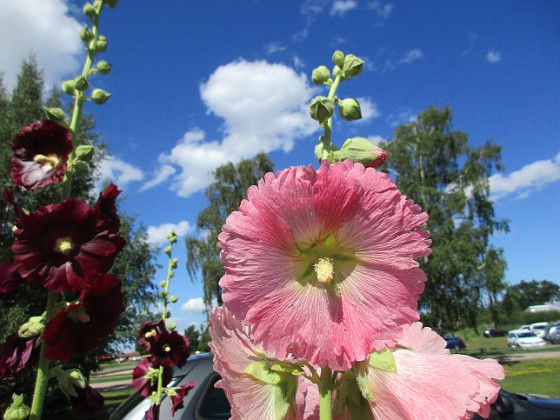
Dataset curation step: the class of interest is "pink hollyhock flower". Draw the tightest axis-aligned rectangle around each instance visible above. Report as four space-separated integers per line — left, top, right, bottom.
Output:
209 306 313 420
132 358 172 397
219 160 431 370
10 120 73 191
335 322 504 419
0 332 39 379
170 382 195 415
43 274 125 362
11 198 125 292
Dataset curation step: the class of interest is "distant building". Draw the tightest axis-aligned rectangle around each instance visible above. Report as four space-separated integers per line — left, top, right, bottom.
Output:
525 302 560 313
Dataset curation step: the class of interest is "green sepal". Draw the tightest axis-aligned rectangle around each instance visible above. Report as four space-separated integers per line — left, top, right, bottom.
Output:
91 88 111 104
51 367 86 398
80 26 94 42
355 362 375 402
311 66 331 85
368 347 397 373
44 107 68 127
3 394 30 420
245 361 282 385
74 145 94 162
71 160 90 178
167 321 176 330
61 79 76 95
74 76 89 92
18 315 45 338
332 50 345 67
309 96 334 124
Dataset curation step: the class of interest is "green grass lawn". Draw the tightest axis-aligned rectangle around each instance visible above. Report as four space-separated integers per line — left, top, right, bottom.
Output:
499 358 560 397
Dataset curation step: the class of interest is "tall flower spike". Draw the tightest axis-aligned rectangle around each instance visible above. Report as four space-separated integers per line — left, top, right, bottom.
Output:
219 160 431 370
10 120 73 191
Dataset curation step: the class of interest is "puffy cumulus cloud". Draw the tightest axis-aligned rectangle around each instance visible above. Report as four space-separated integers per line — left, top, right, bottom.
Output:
97 156 144 188
181 297 218 314
0 0 82 90
330 0 358 16
156 60 317 197
487 50 502 64
490 152 560 200
146 221 191 246
356 97 381 122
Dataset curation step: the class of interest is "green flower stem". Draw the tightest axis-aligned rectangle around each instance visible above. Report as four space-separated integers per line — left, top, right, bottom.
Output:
319 367 333 420
29 292 58 420
320 73 342 149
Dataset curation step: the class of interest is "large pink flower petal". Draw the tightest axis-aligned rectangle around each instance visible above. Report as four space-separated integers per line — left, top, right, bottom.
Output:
219 160 431 370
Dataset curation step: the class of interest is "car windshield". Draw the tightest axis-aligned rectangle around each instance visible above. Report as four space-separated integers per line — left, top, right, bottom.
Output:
517 331 536 338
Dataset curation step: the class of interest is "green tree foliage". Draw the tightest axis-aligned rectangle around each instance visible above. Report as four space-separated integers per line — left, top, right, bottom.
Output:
186 153 274 308
382 106 509 332
184 325 201 354
503 280 560 316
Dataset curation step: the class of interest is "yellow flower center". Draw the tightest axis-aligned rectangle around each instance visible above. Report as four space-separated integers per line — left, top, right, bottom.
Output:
33 153 61 170
164 345 171 353
55 236 74 255
314 257 334 284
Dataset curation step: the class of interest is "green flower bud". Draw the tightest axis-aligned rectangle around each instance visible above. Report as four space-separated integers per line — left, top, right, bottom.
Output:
167 322 176 330
340 137 388 168
332 50 345 67
83 2 96 18
62 79 76 95
164 245 172 255
95 36 108 52
53 367 86 398
166 231 178 244
74 145 95 162
18 316 44 338
72 160 90 178
3 395 30 420
342 54 364 79
338 98 362 121
80 26 94 42
91 89 111 104
44 107 67 127
171 258 178 269
96 60 112 75
74 76 89 92
170 295 179 303
160 280 167 287
309 96 334 124
165 311 171 319
311 66 331 85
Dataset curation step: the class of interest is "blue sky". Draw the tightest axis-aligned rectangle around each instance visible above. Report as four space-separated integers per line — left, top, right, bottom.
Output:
1 0 559 333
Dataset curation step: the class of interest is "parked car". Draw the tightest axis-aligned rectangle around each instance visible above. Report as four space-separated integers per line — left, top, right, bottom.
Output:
484 328 507 338
507 329 547 350
444 335 466 350
113 353 560 420
544 322 560 342
528 322 549 338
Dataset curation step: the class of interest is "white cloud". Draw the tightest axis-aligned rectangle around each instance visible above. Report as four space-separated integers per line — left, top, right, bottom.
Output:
139 164 176 191
368 1 393 20
356 97 381 122
0 0 82 90
490 152 560 200
486 50 502 64
398 49 424 65
181 297 218 314
331 0 358 16
97 156 144 188
158 60 317 197
265 43 287 55
146 220 191 246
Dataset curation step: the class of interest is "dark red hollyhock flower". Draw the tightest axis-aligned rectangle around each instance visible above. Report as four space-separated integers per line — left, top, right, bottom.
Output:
11 120 73 191
132 358 172 397
0 262 23 300
0 332 38 379
43 274 125 362
171 382 195 416
138 320 167 352
149 330 189 368
11 199 126 292
95 183 122 233
145 404 160 420
69 385 104 417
